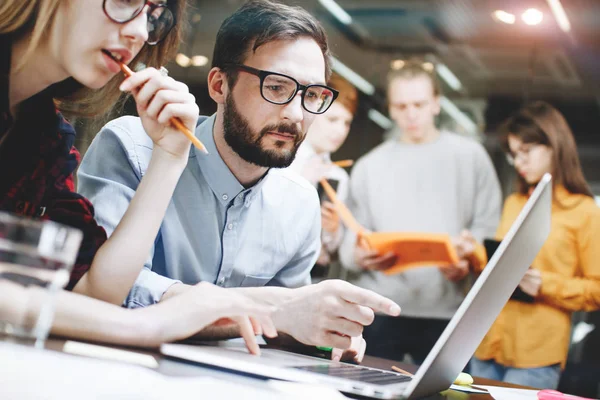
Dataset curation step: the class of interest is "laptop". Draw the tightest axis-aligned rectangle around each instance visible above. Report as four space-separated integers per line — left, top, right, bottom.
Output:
161 174 552 399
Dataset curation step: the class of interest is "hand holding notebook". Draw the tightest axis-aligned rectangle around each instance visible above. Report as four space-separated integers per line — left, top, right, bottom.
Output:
363 232 460 275
354 244 398 272
439 231 477 282
319 179 462 274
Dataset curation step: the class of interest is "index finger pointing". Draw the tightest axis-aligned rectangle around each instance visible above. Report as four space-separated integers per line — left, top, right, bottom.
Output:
237 316 261 356
340 285 401 316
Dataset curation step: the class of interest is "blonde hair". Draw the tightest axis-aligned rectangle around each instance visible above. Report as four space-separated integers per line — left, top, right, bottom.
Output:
0 0 61 72
387 59 442 97
1 0 188 119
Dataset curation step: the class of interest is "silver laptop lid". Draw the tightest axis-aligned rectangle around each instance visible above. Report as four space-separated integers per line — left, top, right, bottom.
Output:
405 174 552 399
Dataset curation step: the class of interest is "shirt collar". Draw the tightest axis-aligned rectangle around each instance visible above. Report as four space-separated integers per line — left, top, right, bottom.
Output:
194 114 270 205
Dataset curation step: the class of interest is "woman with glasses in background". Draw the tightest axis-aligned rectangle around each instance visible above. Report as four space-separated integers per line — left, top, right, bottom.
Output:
0 0 275 350
289 73 358 282
467 101 600 389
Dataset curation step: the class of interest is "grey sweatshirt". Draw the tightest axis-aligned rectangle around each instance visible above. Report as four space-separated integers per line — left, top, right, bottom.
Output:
339 131 502 319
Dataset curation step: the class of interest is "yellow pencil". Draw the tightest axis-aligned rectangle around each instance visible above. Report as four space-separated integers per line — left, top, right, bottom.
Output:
116 58 208 154
391 365 414 376
332 159 354 168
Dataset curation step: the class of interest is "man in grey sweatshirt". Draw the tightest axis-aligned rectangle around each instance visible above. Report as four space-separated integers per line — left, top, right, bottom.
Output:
339 60 502 363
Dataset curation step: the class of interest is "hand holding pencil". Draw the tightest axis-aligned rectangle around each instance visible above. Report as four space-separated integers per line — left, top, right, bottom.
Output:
106 51 208 156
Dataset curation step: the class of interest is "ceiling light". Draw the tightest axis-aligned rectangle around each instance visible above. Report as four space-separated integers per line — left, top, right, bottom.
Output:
318 0 352 25
522 8 544 26
191 55 209 67
422 62 435 73
436 63 462 91
368 109 394 130
331 57 375 96
175 53 191 68
391 60 405 70
546 0 571 32
492 10 516 24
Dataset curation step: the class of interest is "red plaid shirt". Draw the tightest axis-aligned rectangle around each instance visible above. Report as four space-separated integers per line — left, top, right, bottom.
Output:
2 33 107 290
0 109 108 290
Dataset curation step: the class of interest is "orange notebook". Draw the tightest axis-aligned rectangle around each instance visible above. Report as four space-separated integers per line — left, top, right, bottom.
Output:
319 178 459 275
362 232 459 275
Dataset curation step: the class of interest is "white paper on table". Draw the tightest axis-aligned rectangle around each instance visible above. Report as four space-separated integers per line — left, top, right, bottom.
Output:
477 385 540 400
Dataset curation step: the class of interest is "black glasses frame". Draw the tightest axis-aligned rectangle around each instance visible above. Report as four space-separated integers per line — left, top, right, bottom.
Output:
225 64 339 115
102 0 176 45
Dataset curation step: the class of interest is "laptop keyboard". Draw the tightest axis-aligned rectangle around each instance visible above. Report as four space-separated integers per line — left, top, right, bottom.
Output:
293 363 412 385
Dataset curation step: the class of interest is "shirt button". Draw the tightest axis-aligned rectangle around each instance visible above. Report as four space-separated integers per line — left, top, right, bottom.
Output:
227 223 233 230
217 277 225 286
222 194 229 201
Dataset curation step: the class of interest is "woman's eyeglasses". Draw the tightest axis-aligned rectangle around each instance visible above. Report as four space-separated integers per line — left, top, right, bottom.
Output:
103 0 175 45
506 143 543 166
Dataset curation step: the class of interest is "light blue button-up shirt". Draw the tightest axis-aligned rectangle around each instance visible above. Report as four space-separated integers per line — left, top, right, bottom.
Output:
78 114 320 308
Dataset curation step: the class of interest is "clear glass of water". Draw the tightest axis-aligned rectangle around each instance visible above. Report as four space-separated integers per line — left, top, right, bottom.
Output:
0 212 82 347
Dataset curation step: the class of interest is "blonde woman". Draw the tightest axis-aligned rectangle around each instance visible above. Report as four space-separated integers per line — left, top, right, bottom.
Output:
0 0 275 350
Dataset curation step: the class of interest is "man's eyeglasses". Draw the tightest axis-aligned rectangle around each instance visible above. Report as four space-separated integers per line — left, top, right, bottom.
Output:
103 0 175 45
225 64 339 115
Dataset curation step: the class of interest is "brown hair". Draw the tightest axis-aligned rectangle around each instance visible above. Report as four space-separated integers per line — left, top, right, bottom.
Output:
387 59 442 97
1 0 188 119
499 101 593 199
212 0 332 88
328 72 358 115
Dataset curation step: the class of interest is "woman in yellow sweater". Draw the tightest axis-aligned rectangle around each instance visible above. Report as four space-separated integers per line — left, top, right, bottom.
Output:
469 101 600 389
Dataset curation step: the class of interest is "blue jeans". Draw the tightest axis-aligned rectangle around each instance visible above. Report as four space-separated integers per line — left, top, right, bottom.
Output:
470 358 561 389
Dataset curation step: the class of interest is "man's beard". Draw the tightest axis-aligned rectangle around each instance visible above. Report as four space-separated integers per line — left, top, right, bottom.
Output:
223 93 304 168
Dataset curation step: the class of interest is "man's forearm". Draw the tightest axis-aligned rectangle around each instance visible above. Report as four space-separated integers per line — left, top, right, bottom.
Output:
236 286 293 306
236 286 297 335
191 324 242 341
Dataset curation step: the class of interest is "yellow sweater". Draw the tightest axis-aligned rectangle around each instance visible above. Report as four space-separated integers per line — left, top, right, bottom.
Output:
474 186 600 368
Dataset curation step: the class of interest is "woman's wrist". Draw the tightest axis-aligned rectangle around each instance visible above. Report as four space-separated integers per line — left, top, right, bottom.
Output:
150 145 189 170
131 306 168 347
